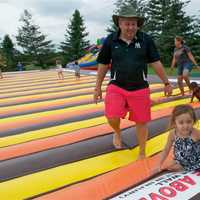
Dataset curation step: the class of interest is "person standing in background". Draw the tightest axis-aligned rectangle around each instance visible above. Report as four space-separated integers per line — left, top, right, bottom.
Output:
56 60 64 80
74 61 80 80
17 62 23 71
170 36 199 96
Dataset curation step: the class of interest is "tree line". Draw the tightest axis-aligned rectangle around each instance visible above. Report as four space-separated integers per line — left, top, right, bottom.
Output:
0 9 89 71
0 0 200 72
112 0 200 66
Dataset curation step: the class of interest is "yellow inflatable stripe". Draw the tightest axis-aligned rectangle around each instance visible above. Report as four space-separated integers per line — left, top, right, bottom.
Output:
0 77 100 94
0 97 191 148
0 75 71 87
0 94 95 114
2 123 200 199
0 116 107 148
0 85 107 104
0 83 163 114
151 86 188 99
0 132 169 200
0 81 108 99
0 102 103 124
0 74 92 88
152 98 190 111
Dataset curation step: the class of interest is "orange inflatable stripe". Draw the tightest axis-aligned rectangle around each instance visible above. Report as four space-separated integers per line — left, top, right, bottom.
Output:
0 74 106 92
0 84 162 117
0 86 106 106
33 153 164 200
0 95 94 117
1 103 199 161
0 77 106 98
2 103 198 161
0 74 91 87
0 106 103 132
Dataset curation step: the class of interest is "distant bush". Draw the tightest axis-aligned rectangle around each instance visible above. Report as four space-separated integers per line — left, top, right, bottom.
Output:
25 64 41 71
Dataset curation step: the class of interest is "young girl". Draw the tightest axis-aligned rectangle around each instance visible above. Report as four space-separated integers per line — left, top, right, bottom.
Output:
74 61 80 80
159 104 200 171
56 60 64 80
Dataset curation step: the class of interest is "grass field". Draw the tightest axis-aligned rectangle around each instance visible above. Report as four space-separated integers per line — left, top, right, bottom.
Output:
148 66 200 77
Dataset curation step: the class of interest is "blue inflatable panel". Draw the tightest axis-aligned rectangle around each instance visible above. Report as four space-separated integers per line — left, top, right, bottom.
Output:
79 60 97 67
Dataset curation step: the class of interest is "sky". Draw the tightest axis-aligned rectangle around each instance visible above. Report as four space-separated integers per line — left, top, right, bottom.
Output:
0 0 199 47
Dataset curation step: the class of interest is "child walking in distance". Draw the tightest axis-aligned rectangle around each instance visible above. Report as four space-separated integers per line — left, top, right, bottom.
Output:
56 60 64 80
190 82 200 102
74 61 80 80
159 104 200 171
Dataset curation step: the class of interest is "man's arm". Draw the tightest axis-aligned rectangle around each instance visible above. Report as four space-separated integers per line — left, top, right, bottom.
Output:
187 52 198 66
94 64 109 104
150 60 173 96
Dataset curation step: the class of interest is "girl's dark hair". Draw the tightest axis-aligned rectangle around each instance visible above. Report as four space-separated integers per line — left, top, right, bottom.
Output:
175 36 184 44
170 104 197 127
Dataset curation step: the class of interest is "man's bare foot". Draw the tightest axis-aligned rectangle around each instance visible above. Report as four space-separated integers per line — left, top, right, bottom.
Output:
113 134 122 149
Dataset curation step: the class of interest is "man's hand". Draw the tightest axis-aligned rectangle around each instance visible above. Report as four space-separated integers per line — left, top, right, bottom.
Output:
164 83 173 96
93 88 102 104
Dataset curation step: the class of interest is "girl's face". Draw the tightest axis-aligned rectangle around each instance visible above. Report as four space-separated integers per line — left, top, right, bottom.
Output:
175 113 194 136
175 39 182 48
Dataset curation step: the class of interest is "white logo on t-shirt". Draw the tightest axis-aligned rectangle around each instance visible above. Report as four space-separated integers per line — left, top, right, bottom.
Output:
135 42 141 48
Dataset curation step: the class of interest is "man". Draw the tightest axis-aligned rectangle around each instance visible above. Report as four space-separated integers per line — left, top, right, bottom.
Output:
93 6 172 159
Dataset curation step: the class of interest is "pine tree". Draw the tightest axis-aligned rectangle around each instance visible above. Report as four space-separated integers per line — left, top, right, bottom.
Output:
188 15 200 64
16 10 54 67
0 39 6 70
61 9 90 63
1 34 15 71
146 0 194 66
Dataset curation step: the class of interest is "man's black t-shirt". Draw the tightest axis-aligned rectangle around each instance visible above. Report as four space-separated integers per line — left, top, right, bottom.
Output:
97 31 160 91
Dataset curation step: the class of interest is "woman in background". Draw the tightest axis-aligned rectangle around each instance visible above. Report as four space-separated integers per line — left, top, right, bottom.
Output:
170 36 199 96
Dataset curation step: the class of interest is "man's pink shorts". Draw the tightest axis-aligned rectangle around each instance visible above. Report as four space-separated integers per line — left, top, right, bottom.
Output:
105 84 151 123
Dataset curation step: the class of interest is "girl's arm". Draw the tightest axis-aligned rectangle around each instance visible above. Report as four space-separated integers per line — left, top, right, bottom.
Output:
187 52 199 68
159 131 175 170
